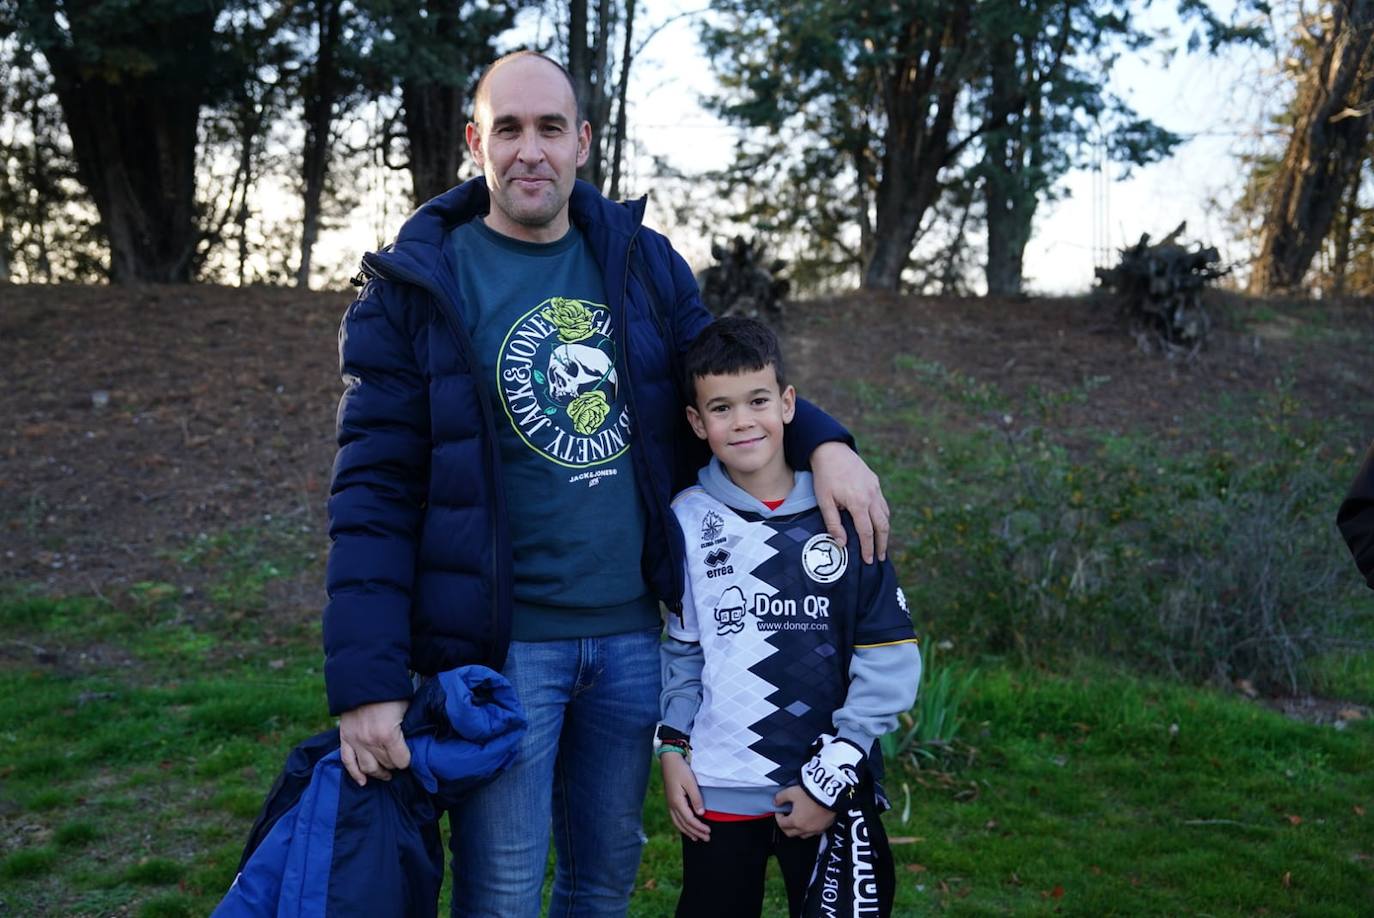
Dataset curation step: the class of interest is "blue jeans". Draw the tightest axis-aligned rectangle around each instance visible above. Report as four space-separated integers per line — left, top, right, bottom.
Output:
447 628 662 917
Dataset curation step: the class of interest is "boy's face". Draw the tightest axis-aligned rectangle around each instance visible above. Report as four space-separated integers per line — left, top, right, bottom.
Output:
686 365 796 487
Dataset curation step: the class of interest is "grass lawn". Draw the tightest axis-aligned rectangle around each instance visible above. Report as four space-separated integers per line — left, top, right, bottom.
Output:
1 580 1370 915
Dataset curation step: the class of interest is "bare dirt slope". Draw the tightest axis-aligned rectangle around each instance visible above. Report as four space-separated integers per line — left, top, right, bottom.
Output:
2 284 342 602
3 284 1372 604
784 291 1374 450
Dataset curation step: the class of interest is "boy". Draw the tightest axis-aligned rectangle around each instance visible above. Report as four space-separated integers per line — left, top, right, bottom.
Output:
656 317 920 917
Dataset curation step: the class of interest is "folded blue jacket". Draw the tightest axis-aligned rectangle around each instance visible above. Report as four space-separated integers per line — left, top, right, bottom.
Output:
212 666 526 917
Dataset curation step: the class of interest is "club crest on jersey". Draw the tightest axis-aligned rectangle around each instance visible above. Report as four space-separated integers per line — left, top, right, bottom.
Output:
496 297 632 469
802 533 847 584
713 585 747 635
700 510 726 546
704 548 734 579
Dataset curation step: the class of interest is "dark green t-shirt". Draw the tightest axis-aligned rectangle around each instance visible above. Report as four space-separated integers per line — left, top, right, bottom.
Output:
448 218 657 640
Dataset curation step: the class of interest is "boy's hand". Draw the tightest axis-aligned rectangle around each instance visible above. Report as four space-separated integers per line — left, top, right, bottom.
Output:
774 785 837 838
810 442 889 564
661 753 711 842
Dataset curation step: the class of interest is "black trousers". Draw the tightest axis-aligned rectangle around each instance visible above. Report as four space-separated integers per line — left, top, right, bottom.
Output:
675 817 821 918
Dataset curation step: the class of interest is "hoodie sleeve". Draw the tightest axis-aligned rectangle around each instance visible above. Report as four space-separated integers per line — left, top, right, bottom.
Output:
323 279 429 716
660 557 704 734
1338 442 1374 589
660 637 705 736
834 643 922 751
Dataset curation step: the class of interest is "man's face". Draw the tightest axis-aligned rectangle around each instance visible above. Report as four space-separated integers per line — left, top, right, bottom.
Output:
466 57 590 243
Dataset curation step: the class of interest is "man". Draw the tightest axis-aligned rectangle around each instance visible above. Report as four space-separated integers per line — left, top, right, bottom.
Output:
324 50 890 916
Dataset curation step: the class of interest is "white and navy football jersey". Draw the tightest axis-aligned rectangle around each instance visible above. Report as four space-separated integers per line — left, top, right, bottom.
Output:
667 485 916 790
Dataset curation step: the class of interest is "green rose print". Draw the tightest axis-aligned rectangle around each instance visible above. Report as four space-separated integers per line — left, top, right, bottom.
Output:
567 390 610 434
542 298 595 343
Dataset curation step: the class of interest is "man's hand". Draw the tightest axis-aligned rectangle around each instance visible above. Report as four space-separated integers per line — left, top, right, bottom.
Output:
774 785 837 838
339 699 411 787
810 441 890 564
661 753 711 842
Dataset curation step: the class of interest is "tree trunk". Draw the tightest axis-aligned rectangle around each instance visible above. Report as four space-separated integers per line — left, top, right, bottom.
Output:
981 36 1037 297
296 0 344 290
588 0 614 189
26 100 54 281
981 1 1075 298
608 0 636 199
402 2 469 206
234 102 259 287
864 187 933 291
1250 0 1374 294
0 217 10 282
570 0 619 188
403 79 466 205
35 6 213 283
985 192 1034 295
1328 162 1363 294
983 168 1039 298
0 91 11 279
861 10 969 291
569 0 591 119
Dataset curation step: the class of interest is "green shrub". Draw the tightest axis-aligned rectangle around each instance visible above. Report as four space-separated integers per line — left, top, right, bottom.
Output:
1155 460 1357 690
885 366 1373 692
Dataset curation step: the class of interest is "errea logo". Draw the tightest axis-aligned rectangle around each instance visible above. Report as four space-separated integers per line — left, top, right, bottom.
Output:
705 548 734 579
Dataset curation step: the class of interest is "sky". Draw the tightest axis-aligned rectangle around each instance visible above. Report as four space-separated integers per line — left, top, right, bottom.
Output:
312 0 1282 295
1022 20 1279 293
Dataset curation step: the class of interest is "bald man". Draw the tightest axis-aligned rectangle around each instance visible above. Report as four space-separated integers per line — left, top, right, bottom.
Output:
323 50 890 916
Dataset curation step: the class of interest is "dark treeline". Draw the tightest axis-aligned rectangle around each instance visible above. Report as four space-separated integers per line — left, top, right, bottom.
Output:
0 0 1370 294
0 0 634 287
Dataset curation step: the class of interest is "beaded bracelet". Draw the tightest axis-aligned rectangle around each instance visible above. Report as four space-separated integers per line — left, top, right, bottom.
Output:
655 741 689 760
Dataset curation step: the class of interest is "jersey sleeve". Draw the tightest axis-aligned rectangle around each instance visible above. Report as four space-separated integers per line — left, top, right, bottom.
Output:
834 553 920 750
853 555 918 648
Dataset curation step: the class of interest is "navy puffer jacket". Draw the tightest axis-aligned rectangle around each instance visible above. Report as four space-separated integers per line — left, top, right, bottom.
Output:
324 178 851 715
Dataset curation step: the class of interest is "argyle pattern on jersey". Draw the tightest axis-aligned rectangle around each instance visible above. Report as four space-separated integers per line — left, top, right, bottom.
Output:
668 486 910 789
